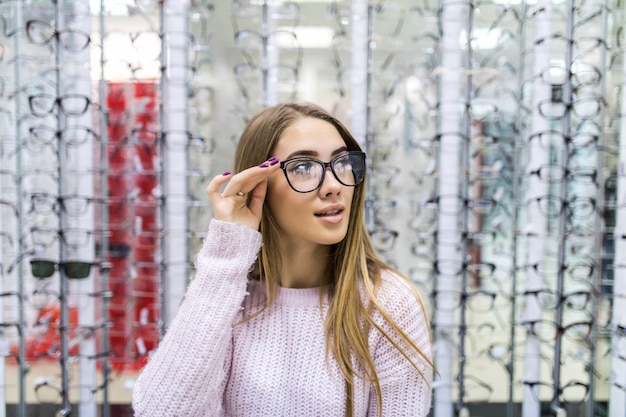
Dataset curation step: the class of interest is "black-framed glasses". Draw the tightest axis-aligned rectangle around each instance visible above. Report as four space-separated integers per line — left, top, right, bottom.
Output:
517 260 598 281
528 164 597 184
518 288 593 311
26 19 91 53
434 259 497 278
279 151 366 193
566 260 598 281
28 94 99 117
30 259 96 279
520 319 593 343
527 129 599 151
522 379 590 406
537 96 606 121
531 33 609 58
425 194 500 216
524 195 597 219
524 61 602 88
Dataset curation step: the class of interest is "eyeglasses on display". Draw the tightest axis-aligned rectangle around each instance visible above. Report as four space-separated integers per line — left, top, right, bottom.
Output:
26 19 91 53
28 94 99 117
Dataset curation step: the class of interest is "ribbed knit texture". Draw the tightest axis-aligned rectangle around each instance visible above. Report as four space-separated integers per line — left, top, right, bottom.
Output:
132 220 433 417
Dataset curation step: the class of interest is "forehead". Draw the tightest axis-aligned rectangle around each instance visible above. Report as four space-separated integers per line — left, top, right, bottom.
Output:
274 117 345 157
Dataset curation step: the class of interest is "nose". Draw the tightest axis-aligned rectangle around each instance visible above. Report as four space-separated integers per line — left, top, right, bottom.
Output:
318 166 341 197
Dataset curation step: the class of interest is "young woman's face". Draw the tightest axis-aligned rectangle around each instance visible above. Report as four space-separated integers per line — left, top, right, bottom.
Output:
267 117 355 249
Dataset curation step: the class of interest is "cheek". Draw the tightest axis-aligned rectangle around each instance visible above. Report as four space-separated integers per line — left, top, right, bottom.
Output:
266 173 295 215
345 189 356 211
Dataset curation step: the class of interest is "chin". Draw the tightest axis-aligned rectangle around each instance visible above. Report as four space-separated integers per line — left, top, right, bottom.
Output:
317 229 349 246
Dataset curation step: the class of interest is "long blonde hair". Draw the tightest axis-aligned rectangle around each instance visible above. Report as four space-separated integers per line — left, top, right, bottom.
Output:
233 102 433 416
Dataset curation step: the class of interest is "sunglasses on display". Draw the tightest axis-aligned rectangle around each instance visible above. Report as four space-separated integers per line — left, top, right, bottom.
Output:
30 259 95 280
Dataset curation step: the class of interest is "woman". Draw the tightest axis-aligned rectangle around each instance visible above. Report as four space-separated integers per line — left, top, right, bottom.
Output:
132 102 434 416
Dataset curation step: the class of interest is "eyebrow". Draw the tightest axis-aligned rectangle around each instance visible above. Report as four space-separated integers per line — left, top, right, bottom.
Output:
285 146 348 160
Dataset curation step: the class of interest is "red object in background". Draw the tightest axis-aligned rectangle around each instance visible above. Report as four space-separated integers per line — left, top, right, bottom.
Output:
106 83 135 370
14 306 79 362
102 81 161 370
127 82 160 366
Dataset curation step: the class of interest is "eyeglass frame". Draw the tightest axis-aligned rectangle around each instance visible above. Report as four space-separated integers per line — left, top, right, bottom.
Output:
28 93 100 118
279 151 366 193
25 19 91 53
521 379 590 406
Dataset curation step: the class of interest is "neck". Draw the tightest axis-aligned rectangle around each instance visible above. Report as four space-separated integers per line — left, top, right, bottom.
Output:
277 241 331 288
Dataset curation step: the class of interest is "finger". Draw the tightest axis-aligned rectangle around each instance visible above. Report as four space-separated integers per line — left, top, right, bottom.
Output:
221 158 280 197
248 177 268 218
206 171 233 198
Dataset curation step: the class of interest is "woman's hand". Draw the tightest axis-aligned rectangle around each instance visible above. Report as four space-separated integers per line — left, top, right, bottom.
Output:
206 157 280 231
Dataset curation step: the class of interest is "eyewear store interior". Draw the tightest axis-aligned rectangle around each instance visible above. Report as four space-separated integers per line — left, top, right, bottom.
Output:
0 0 624 416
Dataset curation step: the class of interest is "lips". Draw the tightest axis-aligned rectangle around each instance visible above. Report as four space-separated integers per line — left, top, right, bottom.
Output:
315 209 343 217
314 205 345 217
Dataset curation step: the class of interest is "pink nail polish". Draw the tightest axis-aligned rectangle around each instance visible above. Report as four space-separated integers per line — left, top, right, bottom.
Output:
259 163 269 168
222 171 232 176
269 159 279 166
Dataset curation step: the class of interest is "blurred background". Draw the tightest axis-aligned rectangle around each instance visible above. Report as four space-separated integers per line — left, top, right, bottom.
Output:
0 0 624 416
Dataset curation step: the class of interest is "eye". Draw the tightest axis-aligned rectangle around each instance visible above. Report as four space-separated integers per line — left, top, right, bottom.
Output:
333 154 351 171
287 160 316 177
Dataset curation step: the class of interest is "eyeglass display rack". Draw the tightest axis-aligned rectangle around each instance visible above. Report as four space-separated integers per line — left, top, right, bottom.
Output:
0 1 625 417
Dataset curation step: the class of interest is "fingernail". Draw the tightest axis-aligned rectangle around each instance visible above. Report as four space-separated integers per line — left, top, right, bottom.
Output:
268 156 279 162
222 171 231 176
259 163 269 168
269 158 279 166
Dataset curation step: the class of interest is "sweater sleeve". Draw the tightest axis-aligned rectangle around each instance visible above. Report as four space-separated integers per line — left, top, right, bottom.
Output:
132 219 262 417
368 271 434 417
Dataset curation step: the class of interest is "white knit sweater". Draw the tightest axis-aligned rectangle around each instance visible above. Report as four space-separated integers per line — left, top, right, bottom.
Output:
132 220 433 417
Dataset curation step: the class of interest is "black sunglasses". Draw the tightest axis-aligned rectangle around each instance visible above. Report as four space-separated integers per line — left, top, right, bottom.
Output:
30 259 95 280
